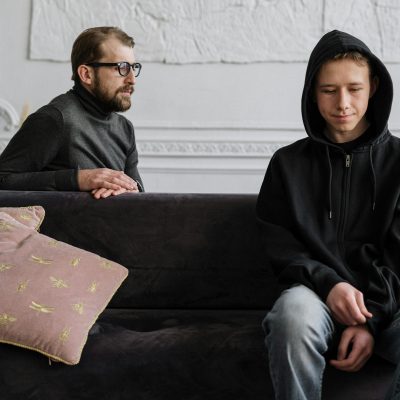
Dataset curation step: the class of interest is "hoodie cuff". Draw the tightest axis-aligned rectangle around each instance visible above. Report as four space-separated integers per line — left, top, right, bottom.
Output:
365 303 391 337
315 272 345 302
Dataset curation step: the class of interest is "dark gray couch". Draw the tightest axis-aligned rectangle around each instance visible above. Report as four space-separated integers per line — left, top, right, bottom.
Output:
0 191 395 399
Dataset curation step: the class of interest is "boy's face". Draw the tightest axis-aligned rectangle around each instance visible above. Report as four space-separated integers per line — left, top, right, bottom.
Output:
315 58 377 143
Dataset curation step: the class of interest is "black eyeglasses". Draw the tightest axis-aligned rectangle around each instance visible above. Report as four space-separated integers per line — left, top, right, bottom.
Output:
85 61 142 77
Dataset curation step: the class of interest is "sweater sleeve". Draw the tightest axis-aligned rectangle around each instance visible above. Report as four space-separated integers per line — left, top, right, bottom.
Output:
0 108 78 191
124 122 144 192
256 153 345 300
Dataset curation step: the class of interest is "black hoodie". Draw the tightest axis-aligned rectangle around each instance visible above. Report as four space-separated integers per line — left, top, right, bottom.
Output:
256 30 400 336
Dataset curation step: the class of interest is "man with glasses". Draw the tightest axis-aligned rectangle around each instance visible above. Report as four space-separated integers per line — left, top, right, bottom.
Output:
0 26 143 199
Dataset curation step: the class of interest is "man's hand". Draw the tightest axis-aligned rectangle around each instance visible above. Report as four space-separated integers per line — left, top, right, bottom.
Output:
326 282 373 325
77 169 137 192
91 187 139 199
330 325 374 372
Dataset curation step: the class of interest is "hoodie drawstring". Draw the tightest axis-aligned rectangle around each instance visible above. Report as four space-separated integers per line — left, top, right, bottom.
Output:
326 145 333 220
369 144 377 211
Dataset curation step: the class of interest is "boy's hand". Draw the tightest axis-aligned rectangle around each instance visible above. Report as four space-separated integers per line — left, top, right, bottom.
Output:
326 282 373 325
330 325 374 372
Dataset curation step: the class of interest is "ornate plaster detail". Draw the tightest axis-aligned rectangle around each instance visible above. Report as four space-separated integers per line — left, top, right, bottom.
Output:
137 141 287 157
0 99 19 134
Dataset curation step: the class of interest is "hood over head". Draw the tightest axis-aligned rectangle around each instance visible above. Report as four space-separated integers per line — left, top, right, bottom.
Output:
301 30 393 145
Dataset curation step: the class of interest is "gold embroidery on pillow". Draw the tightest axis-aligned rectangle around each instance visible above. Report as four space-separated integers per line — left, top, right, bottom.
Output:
31 255 53 265
72 303 84 314
59 327 71 343
0 263 14 272
0 220 13 231
70 258 80 267
50 276 68 288
100 260 114 270
29 301 55 313
17 280 29 292
0 313 17 326
48 240 59 247
88 281 98 293
19 213 32 221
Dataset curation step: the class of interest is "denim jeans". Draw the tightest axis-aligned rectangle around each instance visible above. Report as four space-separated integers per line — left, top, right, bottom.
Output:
263 284 400 400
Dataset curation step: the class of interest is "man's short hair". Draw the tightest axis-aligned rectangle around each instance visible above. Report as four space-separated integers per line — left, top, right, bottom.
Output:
71 26 135 84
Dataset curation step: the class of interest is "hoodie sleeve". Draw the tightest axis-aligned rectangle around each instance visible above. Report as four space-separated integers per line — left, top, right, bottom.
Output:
364 203 400 336
0 108 78 191
256 153 345 300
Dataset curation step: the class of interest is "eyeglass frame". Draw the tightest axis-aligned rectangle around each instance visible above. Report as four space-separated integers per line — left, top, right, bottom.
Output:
85 61 142 77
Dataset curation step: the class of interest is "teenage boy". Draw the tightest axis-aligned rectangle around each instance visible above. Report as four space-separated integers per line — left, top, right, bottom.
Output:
0 26 143 199
257 30 400 400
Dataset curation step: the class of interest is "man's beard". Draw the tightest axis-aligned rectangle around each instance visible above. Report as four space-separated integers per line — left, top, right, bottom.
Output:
92 75 133 112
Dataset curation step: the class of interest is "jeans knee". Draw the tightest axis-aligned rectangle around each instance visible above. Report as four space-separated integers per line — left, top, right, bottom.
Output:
263 285 333 348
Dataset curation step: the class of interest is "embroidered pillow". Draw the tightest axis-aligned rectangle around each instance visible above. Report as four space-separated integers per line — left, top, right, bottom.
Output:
0 210 128 365
0 206 45 230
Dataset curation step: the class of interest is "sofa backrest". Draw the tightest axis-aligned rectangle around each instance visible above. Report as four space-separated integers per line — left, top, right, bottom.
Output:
0 191 278 310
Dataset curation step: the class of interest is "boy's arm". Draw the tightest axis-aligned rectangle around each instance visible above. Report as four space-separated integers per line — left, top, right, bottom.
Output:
330 324 374 372
362 206 400 336
326 282 373 325
256 153 345 300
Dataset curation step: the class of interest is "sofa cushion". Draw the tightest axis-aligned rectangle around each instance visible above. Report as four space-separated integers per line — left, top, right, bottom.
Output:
0 210 128 365
0 308 394 400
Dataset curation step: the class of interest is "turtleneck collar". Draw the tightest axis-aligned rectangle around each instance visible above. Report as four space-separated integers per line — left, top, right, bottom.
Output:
72 83 112 119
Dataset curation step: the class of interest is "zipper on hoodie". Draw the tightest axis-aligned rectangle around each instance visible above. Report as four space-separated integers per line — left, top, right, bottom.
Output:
338 153 352 255
345 154 351 168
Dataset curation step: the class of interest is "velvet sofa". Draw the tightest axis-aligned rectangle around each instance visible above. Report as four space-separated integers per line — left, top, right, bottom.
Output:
0 191 395 400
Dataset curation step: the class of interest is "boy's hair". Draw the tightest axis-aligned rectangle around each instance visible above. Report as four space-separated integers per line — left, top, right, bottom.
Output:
71 26 135 84
332 51 374 77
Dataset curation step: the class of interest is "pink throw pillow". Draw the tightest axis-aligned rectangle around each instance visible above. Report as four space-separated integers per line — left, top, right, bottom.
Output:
0 206 45 230
0 210 128 365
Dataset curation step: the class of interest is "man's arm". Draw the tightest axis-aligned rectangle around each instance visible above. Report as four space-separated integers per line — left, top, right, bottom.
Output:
0 109 78 191
87 122 144 199
124 122 144 192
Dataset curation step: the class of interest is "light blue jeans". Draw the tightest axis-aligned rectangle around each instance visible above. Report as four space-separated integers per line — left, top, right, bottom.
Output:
263 284 400 400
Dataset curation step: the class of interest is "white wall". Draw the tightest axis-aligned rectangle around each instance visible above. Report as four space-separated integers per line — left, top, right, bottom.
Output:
1 0 400 193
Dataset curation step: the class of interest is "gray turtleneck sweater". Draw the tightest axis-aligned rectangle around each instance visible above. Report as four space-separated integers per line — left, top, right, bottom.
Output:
0 84 143 191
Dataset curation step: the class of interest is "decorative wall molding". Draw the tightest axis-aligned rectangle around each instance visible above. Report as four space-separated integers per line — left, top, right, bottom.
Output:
137 141 283 158
135 121 400 160
1 121 400 163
